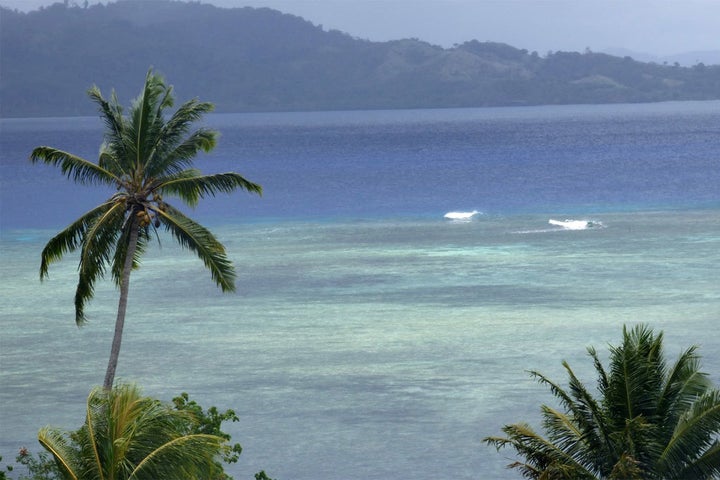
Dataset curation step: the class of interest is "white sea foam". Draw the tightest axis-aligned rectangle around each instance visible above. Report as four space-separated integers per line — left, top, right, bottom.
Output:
548 218 604 230
444 210 480 220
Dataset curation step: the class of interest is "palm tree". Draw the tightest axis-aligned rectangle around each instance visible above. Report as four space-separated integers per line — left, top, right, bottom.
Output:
484 324 720 479
30 69 262 388
38 383 227 479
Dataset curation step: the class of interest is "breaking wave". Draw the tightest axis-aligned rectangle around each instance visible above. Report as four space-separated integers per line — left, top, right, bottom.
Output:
548 218 604 230
444 210 481 221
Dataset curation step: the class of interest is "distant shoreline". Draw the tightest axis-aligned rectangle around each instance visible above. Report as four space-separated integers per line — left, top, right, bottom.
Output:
3 2 720 117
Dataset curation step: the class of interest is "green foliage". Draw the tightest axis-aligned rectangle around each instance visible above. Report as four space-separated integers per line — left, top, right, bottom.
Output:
12 449 60 480
2 1 720 117
5 390 275 480
254 471 277 480
485 325 720 479
172 392 243 479
0 455 11 479
38 384 226 480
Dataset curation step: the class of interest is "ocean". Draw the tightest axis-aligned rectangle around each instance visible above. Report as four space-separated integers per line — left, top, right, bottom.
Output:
1 101 719 479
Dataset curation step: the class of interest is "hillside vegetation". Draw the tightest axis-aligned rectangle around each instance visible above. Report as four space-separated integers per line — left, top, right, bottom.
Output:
2 0 720 117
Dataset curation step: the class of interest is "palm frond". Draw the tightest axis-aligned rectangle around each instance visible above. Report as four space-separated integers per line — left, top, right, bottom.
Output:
154 81 175 117
130 70 169 171
158 171 262 207
485 422 598 479
39 200 117 280
147 128 219 179
84 387 106 480
485 424 554 479
98 145 130 179
588 347 609 394
534 363 614 474
74 203 126 324
79 203 125 269
659 346 710 413
88 384 154 478
30 147 119 186
87 85 126 151
655 345 711 448
541 406 584 454
563 362 612 455
164 98 213 136
128 433 224 479
157 205 236 291
144 98 216 175
531 370 579 413
604 325 665 429
677 440 720 479
38 427 81 480
658 390 720 476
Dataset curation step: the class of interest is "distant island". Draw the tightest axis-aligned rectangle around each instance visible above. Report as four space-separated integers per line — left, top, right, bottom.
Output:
2 0 720 118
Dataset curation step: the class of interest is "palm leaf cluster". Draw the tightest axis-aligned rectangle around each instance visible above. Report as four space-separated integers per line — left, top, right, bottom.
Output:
31 70 261 324
39 384 226 480
485 324 720 479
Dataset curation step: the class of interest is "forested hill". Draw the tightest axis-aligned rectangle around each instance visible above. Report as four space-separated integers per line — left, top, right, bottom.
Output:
2 0 720 117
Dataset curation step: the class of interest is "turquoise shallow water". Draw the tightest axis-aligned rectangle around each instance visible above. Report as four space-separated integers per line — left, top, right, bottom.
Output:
1 209 719 479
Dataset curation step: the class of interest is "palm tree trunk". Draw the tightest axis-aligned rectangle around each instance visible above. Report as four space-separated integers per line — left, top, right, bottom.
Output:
103 221 139 389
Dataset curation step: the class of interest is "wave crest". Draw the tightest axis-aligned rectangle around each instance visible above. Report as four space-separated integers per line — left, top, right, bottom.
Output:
444 210 480 221
548 218 603 230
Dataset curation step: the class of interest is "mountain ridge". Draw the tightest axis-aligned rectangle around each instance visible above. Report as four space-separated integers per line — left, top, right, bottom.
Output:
601 47 720 67
2 0 720 117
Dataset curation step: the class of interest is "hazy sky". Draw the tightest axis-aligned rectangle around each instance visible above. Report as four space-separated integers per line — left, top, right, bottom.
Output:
2 0 719 57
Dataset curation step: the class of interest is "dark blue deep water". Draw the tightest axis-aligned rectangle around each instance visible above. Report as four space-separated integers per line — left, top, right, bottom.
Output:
2 101 719 229
1 102 719 479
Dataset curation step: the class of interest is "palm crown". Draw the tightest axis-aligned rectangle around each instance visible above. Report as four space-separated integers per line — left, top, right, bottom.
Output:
31 70 261 387
38 383 226 480
485 324 720 479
